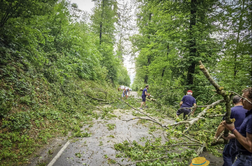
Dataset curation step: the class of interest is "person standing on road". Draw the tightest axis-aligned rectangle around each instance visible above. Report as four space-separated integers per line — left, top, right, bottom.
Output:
122 88 126 100
214 95 247 166
127 88 130 97
125 88 129 99
176 90 196 120
223 87 252 166
139 85 150 109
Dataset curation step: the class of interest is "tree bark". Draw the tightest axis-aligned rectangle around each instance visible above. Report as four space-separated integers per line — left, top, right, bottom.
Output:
234 0 245 78
184 99 224 131
161 66 166 78
144 12 153 84
199 61 232 138
99 0 105 45
161 44 169 78
186 0 197 87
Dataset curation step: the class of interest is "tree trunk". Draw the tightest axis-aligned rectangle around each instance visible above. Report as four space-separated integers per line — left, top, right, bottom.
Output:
99 0 105 45
144 12 153 84
186 0 197 86
234 0 245 78
161 67 166 78
161 44 170 78
144 75 148 84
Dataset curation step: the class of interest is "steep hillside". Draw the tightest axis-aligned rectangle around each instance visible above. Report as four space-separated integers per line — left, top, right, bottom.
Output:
0 1 129 165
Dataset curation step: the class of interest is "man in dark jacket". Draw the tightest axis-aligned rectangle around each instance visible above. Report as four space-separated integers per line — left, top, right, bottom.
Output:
139 85 150 109
214 95 247 165
223 87 252 166
176 90 196 119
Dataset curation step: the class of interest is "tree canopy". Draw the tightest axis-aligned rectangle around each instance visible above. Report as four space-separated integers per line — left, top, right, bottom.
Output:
131 0 251 105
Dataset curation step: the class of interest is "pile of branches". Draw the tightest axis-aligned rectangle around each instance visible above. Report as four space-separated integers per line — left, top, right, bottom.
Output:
115 61 238 165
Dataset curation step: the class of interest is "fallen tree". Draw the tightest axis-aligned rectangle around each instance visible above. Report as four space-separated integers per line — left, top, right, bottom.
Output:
119 98 222 164
121 99 224 131
199 61 233 138
115 61 240 165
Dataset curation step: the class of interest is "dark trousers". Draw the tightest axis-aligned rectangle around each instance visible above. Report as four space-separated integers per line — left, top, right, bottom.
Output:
232 154 252 166
223 140 237 166
176 108 191 119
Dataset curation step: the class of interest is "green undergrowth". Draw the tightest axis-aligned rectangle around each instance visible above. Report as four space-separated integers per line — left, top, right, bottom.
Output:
112 100 225 165
0 69 120 166
114 139 197 166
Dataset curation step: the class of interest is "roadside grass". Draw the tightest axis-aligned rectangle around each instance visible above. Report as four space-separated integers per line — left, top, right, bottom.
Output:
0 79 120 166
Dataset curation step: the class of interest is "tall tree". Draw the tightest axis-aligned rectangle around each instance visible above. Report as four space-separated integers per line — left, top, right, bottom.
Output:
115 0 133 62
186 0 197 87
91 0 119 84
131 0 224 102
213 0 252 90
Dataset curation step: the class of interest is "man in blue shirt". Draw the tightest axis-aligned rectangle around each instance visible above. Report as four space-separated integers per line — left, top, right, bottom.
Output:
176 90 196 119
224 87 252 166
214 95 247 166
122 88 126 99
139 85 150 109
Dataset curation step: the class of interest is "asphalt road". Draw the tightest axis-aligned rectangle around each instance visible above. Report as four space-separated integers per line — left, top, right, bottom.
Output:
50 109 153 166
46 91 164 166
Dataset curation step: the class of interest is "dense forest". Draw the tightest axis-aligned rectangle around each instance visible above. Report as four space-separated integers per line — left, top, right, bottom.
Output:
131 0 251 105
0 0 251 165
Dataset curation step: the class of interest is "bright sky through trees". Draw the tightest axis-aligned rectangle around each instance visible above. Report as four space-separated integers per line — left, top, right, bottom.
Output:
70 0 136 85
70 0 95 13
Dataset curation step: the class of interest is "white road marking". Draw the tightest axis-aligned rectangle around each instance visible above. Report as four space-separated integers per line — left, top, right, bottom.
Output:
47 141 70 166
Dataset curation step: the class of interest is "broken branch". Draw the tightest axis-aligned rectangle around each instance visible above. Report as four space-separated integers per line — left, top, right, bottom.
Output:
199 61 232 138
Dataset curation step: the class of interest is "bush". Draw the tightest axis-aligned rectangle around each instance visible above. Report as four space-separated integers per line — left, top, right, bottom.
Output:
0 89 13 118
2 112 32 131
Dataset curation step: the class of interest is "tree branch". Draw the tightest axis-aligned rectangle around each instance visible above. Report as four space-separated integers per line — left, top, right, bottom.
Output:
122 117 164 129
183 99 224 132
169 99 223 128
207 114 225 118
228 91 252 105
119 98 157 121
205 93 218 105
85 93 106 101
197 143 207 156
154 143 202 147
199 61 232 138
123 156 169 166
